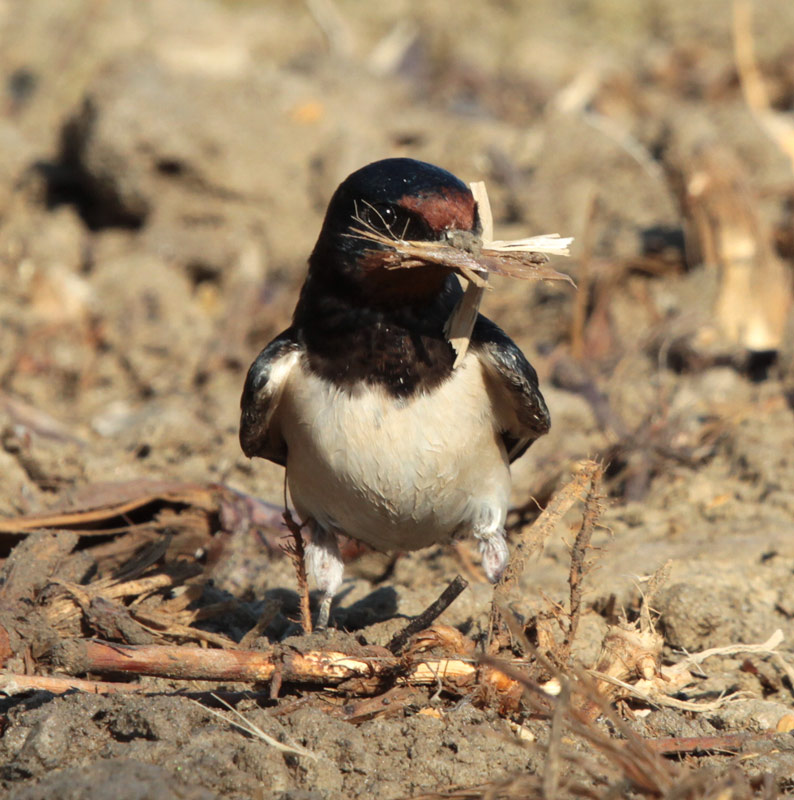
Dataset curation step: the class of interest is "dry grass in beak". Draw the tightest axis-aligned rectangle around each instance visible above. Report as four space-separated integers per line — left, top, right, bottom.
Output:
348 182 575 365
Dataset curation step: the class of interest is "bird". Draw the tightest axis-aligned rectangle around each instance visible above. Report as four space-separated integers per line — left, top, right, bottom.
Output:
240 157 550 628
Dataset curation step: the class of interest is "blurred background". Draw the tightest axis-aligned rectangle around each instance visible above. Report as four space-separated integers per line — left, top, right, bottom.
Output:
1 0 794 565
2 0 793 514
2 2 794 794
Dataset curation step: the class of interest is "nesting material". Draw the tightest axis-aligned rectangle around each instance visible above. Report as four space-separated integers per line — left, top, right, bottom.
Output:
446 181 492 367
350 181 574 365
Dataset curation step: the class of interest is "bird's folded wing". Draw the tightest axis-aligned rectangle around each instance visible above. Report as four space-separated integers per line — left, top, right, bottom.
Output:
473 318 551 464
239 328 301 466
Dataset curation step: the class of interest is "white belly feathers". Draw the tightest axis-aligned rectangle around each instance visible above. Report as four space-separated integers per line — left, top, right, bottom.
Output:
278 353 511 552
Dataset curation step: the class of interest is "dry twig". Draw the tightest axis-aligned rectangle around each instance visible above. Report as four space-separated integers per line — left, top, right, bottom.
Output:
671 628 784 673
387 575 468 654
498 460 601 601
560 463 604 662
47 637 526 705
542 680 569 799
642 731 782 755
282 507 312 634
488 461 604 660
0 672 144 696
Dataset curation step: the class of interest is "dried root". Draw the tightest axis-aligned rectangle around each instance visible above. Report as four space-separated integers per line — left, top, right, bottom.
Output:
281 507 313 634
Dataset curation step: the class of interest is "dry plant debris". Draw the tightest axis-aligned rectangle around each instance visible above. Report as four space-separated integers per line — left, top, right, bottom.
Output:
733 0 794 170
685 143 792 352
388 575 469 654
612 629 788 714
41 637 527 704
0 478 285 553
499 460 602 603
0 479 289 674
194 693 317 759
282 506 313 634
2 461 792 799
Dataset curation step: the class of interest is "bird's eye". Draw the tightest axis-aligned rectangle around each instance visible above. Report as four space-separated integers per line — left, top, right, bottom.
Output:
356 202 434 241
361 203 398 233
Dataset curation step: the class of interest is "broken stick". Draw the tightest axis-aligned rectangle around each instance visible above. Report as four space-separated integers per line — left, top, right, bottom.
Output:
48 638 524 702
0 673 144 696
387 575 468 654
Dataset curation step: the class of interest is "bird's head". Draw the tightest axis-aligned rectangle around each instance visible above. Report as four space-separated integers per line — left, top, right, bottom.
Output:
308 158 481 305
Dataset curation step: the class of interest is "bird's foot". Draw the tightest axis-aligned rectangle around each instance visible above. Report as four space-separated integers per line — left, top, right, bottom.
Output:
477 529 509 583
316 592 334 630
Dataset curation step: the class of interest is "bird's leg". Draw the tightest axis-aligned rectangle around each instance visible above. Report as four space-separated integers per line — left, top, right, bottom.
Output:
305 523 344 629
472 505 509 583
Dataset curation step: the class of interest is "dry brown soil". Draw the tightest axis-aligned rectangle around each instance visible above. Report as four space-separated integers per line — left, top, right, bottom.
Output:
1 1 794 798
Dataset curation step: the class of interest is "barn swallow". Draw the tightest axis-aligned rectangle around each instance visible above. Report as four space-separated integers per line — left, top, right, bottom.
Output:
240 158 550 628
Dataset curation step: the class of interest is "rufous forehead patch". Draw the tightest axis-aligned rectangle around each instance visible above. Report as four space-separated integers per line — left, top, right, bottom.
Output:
398 188 476 233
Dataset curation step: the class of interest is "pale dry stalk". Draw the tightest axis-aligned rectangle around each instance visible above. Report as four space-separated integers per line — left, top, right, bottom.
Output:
686 143 792 352
733 0 794 168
